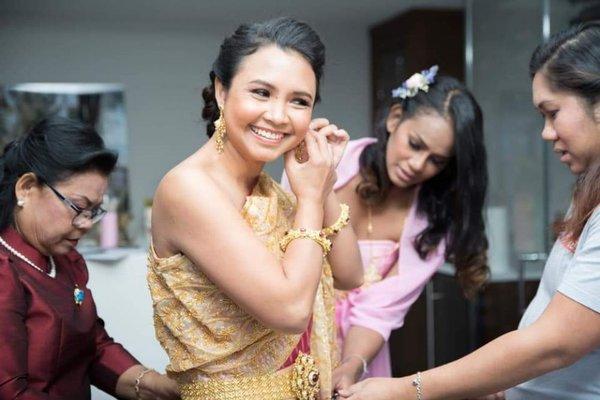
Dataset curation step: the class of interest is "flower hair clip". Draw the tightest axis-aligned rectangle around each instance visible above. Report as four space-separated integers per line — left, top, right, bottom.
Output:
391 65 439 99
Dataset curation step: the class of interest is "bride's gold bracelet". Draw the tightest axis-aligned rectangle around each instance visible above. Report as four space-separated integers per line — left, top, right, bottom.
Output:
279 228 332 255
322 203 350 237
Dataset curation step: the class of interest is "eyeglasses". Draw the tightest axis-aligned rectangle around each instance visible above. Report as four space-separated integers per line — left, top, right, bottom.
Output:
46 183 107 226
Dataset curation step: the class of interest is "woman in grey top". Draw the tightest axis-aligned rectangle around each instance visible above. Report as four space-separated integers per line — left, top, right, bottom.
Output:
338 21 600 400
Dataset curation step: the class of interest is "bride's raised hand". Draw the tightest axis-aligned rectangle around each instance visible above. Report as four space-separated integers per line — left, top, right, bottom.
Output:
284 129 336 204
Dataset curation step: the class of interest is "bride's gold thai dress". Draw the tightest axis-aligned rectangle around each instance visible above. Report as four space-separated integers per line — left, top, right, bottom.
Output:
147 173 337 400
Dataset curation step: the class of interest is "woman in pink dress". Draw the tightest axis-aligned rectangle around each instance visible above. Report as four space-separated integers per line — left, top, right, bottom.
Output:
286 66 489 393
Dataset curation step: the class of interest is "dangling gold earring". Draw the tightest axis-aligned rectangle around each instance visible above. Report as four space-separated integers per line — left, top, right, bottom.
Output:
214 106 226 154
295 140 307 163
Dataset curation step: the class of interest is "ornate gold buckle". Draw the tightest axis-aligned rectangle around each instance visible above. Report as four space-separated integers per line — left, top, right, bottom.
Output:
290 352 320 400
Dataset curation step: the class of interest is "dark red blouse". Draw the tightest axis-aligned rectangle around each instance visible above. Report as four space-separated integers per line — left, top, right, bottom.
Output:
0 227 138 400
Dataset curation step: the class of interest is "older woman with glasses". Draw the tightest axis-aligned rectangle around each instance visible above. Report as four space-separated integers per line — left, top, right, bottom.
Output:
0 117 179 400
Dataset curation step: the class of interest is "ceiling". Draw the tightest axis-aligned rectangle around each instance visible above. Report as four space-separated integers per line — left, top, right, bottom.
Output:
0 0 464 27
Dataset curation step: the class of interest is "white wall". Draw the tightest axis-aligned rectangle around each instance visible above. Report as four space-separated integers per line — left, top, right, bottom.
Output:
0 15 370 238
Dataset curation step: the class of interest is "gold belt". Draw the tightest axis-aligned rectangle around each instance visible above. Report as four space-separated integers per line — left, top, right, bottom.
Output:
180 353 320 400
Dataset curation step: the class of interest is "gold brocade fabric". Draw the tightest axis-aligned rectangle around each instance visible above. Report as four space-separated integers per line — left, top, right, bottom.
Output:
147 173 337 398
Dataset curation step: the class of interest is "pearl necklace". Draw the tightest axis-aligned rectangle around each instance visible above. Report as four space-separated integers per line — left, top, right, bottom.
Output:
0 235 56 278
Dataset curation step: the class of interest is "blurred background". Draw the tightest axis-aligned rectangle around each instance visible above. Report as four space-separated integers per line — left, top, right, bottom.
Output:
1 0 598 398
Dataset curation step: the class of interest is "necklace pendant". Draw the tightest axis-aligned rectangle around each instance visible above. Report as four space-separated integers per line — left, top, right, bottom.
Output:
73 285 85 306
363 261 383 287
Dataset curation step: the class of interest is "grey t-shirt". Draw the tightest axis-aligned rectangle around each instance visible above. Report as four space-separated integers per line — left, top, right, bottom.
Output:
506 209 600 399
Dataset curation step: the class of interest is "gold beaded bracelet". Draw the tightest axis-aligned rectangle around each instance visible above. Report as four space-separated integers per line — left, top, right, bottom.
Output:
279 228 332 255
322 203 350 237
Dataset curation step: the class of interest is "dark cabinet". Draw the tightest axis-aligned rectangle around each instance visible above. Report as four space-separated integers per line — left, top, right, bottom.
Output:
370 8 465 123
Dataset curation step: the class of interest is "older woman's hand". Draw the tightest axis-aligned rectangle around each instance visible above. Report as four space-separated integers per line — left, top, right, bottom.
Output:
138 370 180 400
116 365 180 400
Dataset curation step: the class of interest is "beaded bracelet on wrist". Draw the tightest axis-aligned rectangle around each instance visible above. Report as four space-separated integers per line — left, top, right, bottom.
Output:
322 203 350 237
412 371 423 400
279 228 332 255
342 353 369 376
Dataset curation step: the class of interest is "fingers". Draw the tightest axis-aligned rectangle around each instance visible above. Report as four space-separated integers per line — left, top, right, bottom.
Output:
335 128 350 143
313 123 348 156
312 122 343 164
337 382 360 398
333 375 353 392
310 118 330 131
315 123 339 141
313 129 334 165
304 130 320 159
286 129 333 171
311 118 349 148
333 129 350 156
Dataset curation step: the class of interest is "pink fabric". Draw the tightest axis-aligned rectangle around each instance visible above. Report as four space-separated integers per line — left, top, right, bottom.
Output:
282 138 446 378
281 320 312 369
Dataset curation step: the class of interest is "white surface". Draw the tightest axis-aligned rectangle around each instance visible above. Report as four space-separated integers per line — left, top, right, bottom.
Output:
486 206 511 275
10 82 124 94
86 249 169 400
80 247 136 262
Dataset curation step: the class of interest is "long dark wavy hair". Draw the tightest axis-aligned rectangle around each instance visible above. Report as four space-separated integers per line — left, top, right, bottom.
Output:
201 17 325 137
530 22 600 242
358 75 489 297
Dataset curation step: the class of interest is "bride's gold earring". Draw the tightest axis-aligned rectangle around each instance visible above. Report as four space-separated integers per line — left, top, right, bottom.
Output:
214 106 226 154
295 140 307 163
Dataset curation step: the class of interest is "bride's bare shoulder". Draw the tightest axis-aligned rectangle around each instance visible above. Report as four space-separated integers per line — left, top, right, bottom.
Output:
155 154 221 206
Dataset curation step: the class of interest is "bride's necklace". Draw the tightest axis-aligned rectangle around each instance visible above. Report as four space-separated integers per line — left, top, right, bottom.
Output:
0 235 85 306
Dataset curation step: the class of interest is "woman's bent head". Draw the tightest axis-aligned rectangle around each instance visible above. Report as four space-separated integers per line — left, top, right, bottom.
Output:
531 22 600 242
530 21 600 175
359 71 489 297
0 117 117 255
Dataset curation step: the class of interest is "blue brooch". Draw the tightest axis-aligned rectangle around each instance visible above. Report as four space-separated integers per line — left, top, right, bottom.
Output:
73 285 85 306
